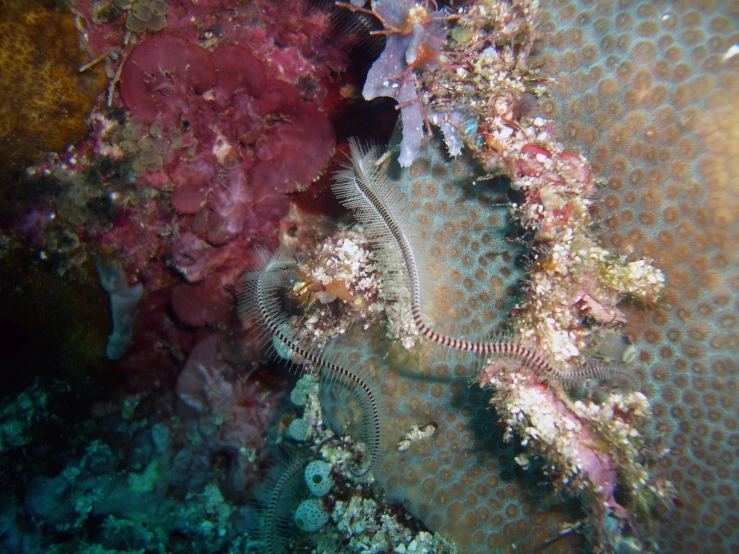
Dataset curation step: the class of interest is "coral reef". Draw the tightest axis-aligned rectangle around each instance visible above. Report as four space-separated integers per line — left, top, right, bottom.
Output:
0 0 350 394
116 31 336 264
175 333 282 490
0 0 356 547
0 0 735 552
0 380 70 454
0 374 270 553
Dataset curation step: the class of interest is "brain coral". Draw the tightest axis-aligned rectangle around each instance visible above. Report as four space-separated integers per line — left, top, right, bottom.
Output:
0 0 104 178
533 0 738 551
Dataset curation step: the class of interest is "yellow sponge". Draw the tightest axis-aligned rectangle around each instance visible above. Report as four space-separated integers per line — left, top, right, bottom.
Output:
0 0 104 177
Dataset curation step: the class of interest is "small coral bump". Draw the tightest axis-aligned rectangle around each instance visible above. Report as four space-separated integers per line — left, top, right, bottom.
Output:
288 418 311 442
305 460 334 497
295 498 330 532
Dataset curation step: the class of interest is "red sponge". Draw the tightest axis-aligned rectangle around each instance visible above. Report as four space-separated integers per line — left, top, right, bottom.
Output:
171 274 233 327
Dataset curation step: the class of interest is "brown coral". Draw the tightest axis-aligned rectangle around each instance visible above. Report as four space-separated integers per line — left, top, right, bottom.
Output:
534 0 739 551
0 0 104 178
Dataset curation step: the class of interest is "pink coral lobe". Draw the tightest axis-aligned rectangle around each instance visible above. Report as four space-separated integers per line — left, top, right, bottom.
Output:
167 157 218 214
521 143 551 159
249 161 289 201
171 274 233 327
173 231 260 286
558 151 592 186
255 102 335 189
211 44 267 109
175 332 281 474
202 167 253 244
120 35 215 127
175 333 230 413
252 79 303 116
516 143 553 178
228 93 263 145
171 186 207 214
168 157 218 188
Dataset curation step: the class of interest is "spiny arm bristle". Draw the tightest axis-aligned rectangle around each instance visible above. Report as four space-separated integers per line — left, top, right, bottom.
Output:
240 246 383 476
554 362 642 389
255 452 309 554
334 138 642 391
332 139 415 297
238 247 297 322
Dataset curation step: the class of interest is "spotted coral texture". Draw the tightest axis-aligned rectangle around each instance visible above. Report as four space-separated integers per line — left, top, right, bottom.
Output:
320 137 584 553
0 0 104 177
325 325 581 553
534 0 739 551
383 134 527 338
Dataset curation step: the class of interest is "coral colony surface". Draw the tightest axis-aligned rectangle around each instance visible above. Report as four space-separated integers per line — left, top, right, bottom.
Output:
0 0 736 553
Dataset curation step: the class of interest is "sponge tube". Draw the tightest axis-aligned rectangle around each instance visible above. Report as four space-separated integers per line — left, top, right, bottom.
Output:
93 253 144 360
